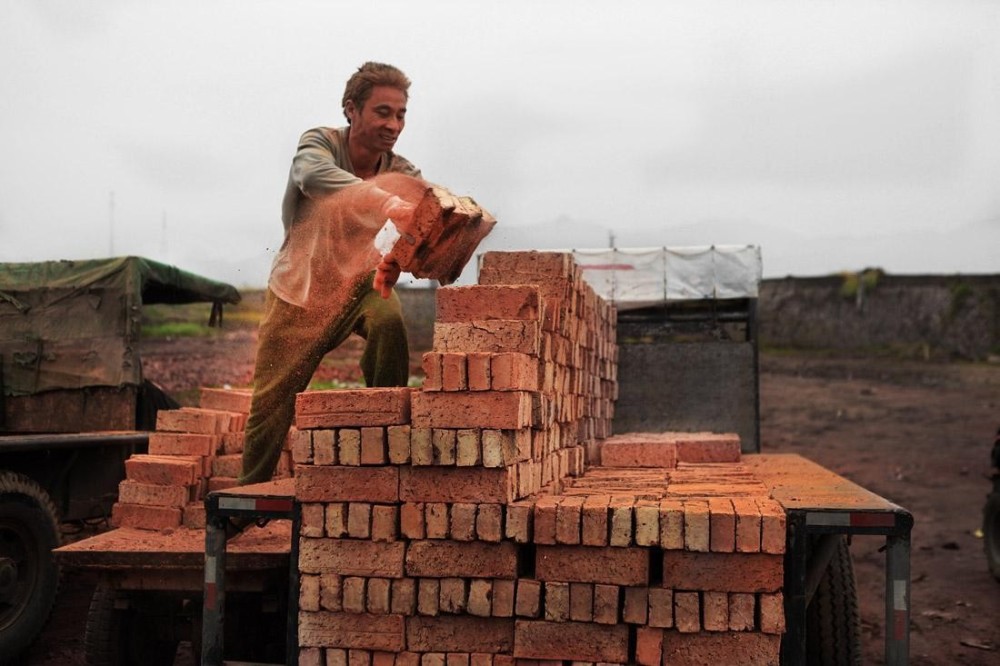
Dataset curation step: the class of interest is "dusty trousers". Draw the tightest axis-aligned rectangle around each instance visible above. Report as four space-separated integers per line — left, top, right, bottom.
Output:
238 275 409 486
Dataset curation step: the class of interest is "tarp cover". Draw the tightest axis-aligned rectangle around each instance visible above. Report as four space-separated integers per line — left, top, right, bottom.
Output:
0 256 241 396
570 246 762 310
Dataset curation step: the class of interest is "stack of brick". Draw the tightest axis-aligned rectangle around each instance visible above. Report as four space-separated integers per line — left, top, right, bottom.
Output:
292 251 786 664
109 387 292 531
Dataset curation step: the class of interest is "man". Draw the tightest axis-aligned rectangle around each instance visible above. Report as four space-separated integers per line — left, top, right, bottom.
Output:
239 62 422 487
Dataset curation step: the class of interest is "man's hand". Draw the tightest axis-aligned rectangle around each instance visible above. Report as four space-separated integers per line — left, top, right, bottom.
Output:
373 257 402 299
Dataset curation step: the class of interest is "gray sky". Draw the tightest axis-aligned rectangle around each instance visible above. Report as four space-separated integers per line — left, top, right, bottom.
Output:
2 0 998 288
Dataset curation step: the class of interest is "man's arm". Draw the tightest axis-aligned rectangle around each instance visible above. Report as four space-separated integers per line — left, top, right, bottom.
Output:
289 128 362 197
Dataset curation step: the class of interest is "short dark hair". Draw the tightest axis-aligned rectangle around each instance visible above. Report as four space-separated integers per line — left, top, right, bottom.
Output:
342 62 411 123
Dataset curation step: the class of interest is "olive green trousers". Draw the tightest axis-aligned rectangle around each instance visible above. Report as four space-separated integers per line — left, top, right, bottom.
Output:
238 278 408 485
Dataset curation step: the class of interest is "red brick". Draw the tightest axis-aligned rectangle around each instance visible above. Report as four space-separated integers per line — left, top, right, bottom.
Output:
728 593 756 631
341 576 365 613
478 251 575 282
299 647 322 666
757 498 787 554
156 407 223 434
387 425 411 465
490 353 539 391
360 427 387 465
399 467 510 503
683 499 710 552
732 498 763 552
148 432 215 456
648 588 673 628
635 501 660 547
422 352 443 391
391 578 416 615
436 285 541 322
555 496 583 545
456 429 481 467
492 578 515 618
182 503 206 529
466 352 491 390
661 631 781 665
299 539 405 577
372 653 395 666
703 591 729 631
410 427 433 465
417 579 440 616
298 612 404 651
623 586 648 624
515 579 541 618
569 583 593 622
406 616 514 653
405 540 518 579
543 581 569 621
592 584 619 625
425 503 449 539
759 592 785 634
600 438 677 468
220 431 244 454
347 503 372 539
295 388 413 429
300 503 325 538
411 391 533 430
661 551 783 593
439 578 466 613
505 501 532 543
212 454 242 478
609 496 633 547
535 546 648 586
433 321 540 356
111 503 181 530
199 387 252 413
467 579 492 617
124 455 199 486
635 626 663 666
400 503 425 539
513 620 628 663
338 429 361 466
674 591 701 633
476 504 503 542
450 503 477 541
532 495 560 545
295 466 399 503
675 433 741 463
371 505 398 542
441 353 468 391
709 498 736 552
117 480 190 508
432 429 457 465
207 476 237 492
581 495 610 546
325 503 348 537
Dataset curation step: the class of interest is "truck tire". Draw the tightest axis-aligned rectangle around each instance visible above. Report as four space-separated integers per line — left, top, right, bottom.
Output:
85 584 182 666
0 471 61 661
985 491 1000 582
806 535 862 665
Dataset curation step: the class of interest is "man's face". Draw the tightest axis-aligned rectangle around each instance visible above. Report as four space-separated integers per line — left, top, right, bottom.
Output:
346 85 407 153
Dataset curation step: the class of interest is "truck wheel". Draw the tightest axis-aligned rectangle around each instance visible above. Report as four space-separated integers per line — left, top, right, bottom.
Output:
85 585 181 666
806 535 862 666
0 471 61 661
985 491 1000 582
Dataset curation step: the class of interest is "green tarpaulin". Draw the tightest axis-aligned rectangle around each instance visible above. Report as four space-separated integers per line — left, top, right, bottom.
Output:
0 256 241 396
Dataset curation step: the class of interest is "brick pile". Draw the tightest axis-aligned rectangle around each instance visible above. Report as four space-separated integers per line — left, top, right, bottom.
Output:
109 388 293 531
292 251 787 665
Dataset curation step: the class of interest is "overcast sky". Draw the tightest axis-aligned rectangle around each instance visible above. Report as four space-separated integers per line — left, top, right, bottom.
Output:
2 0 998 288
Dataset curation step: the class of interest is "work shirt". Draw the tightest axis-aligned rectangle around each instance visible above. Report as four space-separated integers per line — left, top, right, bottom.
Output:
270 126 422 308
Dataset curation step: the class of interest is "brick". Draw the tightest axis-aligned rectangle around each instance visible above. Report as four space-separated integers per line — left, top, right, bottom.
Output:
342 576 366 613
732 498 762 552
396 654 420 666
125 455 198 486
759 592 785 634
709 498 736 552
661 632 781 665
406 616 514 653
635 501 660 547
320 574 343 611
406 541 518 579
683 499 710 552
475 504 503 542
296 466 399 503
199 387 253 413
372 653 395 666
728 593 755 631
295 388 413 429
111 503 181 530
441 353 468 391
426 503 449 539
535 546 648 586
220 431 244 454
592 584 619 625
206 476 238 492
301 503 325 538
569 583 593 622
361 427 387 465
117 480 190 508
434 320 540 356
148 432 215 456
513 620 629 663
674 591 701 633
298 612 404 651
371 505 398 542
635 626 663 666
467 579 492 617
326 503 348 537
313 429 337 465
411 428 433 465
445 655 468 666
515 579 541 618
757 498 787 554
432 429 457 465
482 429 531 466
387 425 411 465
422 352 443 391
608 497 633 547
156 407 223 434
418 579 440 616
400 467 510 503
555 496 583 545
675 433 741 463
299 647 322 666
411 391 533 430
490 353 539 391
661 551 783 593
348 503 372 539
182 503 205 529
339 429 362 466
623 586 648 624
466 352 492 391
439 578 467 614
599 439 677 468
543 581 569 621
581 495 610 546
436 285 541 322
420 655 444 666
532 495 560 545
212 454 242 478
505 502 532 543
492 578 515 618
450 503 477 541
400 502 426 539
648 588 673 628
389 578 416 615
456 429 481 467
703 591 729 631
299 539 405 577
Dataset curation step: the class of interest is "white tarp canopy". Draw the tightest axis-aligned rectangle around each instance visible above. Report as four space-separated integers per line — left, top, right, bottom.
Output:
570 245 762 310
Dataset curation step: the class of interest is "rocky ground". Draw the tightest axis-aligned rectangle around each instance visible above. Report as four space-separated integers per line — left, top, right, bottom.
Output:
20 326 1000 665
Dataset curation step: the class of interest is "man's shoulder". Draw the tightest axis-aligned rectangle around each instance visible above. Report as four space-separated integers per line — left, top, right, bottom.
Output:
298 126 347 147
387 152 422 178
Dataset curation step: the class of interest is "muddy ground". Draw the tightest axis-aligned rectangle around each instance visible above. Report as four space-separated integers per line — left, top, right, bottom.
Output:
20 327 1000 665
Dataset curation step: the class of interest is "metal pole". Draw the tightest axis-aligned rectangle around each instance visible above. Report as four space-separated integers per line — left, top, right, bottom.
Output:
885 532 911 665
202 514 227 666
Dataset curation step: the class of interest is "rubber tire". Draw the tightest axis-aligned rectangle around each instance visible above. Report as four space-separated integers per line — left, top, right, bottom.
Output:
0 471 61 661
806 535 863 666
84 585 181 666
984 491 1000 582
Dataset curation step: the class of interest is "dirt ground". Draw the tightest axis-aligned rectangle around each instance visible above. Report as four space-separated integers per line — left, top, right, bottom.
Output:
19 329 1000 665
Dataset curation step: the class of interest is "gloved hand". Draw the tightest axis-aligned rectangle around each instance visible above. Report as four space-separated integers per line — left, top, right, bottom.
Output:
373 257 402 299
